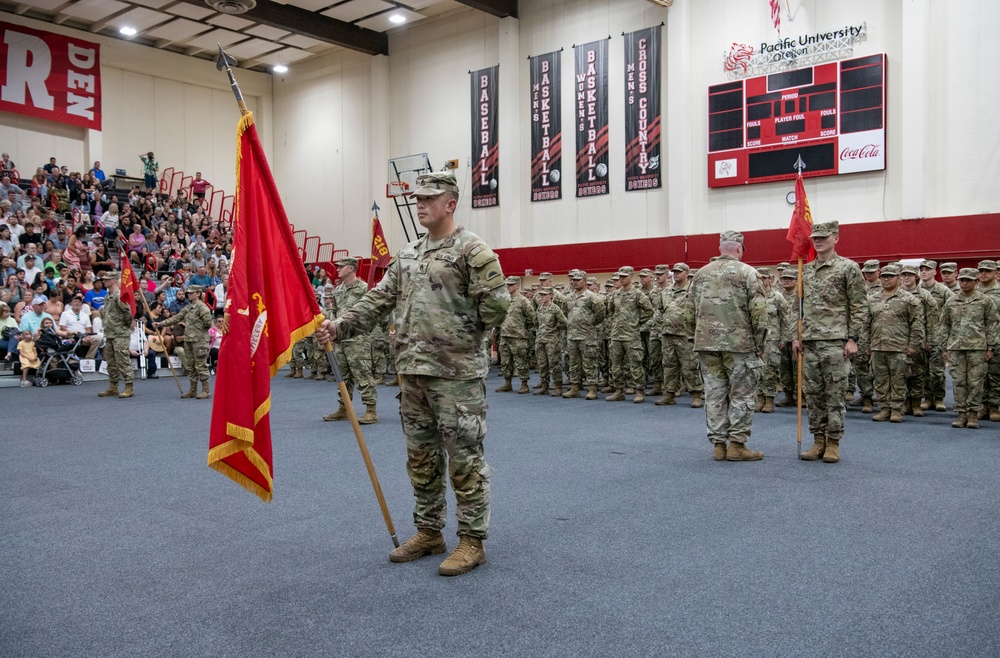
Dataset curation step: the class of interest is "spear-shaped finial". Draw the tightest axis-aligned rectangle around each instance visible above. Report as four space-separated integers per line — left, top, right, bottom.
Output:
793 154 806 175
371 200 380 219
216 44 248 116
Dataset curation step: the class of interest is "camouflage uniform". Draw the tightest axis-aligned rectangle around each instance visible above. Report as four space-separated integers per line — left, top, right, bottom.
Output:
598 285 613 385
759 279 793 399
103 287 134 387
329 276 377 407
499 287 535 382
900 273 938 411
778 271 800 399
919 266 953 405
331 223 508 539
534 293 567 388
659 276 702 397
564 281 606 388
289 338 308 373
608 269 654 393
688 246 769 447
160 294 212 385
941 272 1000 416
853 260 883 404
638 271 658 386
371 317 391 382
977 263 1000 415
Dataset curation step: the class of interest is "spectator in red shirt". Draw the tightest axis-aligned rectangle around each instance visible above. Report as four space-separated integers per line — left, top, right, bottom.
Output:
190 172 211 200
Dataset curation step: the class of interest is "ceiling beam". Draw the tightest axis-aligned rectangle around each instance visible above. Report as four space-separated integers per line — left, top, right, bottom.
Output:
454 0 517 19
242 0 388 56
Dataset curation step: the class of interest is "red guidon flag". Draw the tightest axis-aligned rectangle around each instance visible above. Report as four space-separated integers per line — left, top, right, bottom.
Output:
119 250 140 317
786 173 817 263
367 216 391 288
208 112 324 502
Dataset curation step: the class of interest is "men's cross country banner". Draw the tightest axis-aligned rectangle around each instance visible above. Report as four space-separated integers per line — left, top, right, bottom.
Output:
624 26 662 191
0 21 102 130
529 51 562 202
575 39 609 198
470 65 499 208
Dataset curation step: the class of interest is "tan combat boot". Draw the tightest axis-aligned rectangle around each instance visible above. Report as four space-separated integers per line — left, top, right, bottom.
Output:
655 392 676 406
912 401 925 417
690 392 704 408
861 396 873 413
605 389 625 402
315 373 326 381
777 392 795 407
562 385 580 399
181 381 197 399
934 398 947 412
633 390 645 403
754 394 765 412
822 438 840 463
951 412 968 428
989 405 1000 422
652 383 663 395
762 396 775 413
889 410 903 423
517 379 530 394
196 381 211 399
977 407 988 420
967 413 980 429
358 404 378 424
323 403 349 421
119 383 134 399
920 398 932 411
284 367 297 378
799 434 826 461
725 442 763 461
600 384 614 393
713 442 727 461
292 369 303 379
585 386 598 400
872 409 891 422
551 385 562 397
534 382 549 395
495 379 513 392
389 528 447 563
438 536 486 576
98 383 119 398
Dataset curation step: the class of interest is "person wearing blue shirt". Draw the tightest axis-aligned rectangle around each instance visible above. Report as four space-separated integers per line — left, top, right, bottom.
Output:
84 279 107 310
10 295 53 360
89 161 106 183
187 265 214 289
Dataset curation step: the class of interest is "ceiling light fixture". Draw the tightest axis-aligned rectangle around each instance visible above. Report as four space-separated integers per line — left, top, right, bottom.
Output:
119 26 137 36
272 64 288 73
389 14 406 24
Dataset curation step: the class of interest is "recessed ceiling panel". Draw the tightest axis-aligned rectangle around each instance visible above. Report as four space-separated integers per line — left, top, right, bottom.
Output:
245 24 292 40
258 47 314 65
207 13 254 30
59 0 130 20
106 7 173 32
146 17 214 41
183 27 248 49
165 1 216 20
131 0 175 8
355 7 424 32
281 0 339 12
13 0 69 12
322 0 392 23
225 38 283 59
280 34 328 49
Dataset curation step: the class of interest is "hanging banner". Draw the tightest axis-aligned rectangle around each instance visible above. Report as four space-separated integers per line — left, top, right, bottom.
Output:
470 65 499 208
0 21 102 130
529 51 562 202
575 39 609 197
624 26 662 191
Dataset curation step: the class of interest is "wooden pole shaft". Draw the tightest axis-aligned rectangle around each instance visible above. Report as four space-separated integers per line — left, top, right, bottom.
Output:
796 257 804 452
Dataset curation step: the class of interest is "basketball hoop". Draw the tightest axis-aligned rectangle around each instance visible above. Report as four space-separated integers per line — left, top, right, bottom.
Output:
386 181 410 198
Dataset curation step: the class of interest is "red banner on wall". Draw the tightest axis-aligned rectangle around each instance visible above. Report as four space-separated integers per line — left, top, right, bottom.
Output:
0 21 102 130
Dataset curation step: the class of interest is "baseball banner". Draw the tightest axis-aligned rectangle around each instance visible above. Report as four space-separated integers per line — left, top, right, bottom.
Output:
529 51 562 202
470 65 499 208
575 39 609 198
0 21 102 130
624 26 662 191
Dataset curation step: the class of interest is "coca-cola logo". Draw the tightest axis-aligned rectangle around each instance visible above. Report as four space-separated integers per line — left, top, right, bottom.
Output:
840 143 880 160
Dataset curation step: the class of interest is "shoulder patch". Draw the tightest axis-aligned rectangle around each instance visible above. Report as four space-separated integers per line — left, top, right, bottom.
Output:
468 246 498 269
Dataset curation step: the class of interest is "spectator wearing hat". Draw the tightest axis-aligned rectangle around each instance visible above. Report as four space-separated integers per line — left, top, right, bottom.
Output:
98 272 135 399
534 286 567 396
139 152 159 193
562 269 606 400
156 285 213 399
658 263 703 408
606 266 654 403
917 260 955 412
792 221 867 464
976 260 1000 421
689 232 769 461
897 264 938 417
496 276 535 393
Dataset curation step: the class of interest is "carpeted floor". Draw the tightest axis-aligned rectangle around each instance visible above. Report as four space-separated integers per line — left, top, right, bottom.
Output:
2 371 998 657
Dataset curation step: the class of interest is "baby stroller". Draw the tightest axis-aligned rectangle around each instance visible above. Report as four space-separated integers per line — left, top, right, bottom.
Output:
34 330 84 387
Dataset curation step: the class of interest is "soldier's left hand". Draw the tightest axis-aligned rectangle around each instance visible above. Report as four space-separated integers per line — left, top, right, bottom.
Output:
843 338 858 359
315 319 336 346
985 350 994 363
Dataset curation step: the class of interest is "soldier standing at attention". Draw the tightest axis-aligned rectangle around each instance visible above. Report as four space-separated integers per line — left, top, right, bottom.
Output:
777 268 800 407
940 262 960 294
942 268 1000 429
647 266 669 396
563 270 606 400
157 285 213 399
606 266 654 403
98 271 135 399
638 268 658 392
755 268 792 413
533 287 567 396
898 264 937 417
688 232 769 461
792 221 867 464
658 263 703 408
316 171 509 576
852 259 882 413
496 276 535 393
975 260 1000 422
322 257 378 424
860 264 923 425
918 260 954 412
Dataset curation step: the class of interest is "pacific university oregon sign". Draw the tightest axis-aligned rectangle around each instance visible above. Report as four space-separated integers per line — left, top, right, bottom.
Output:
0 21 102 131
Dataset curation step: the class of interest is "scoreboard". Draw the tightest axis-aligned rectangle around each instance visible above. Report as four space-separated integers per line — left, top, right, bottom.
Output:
707 54 886 188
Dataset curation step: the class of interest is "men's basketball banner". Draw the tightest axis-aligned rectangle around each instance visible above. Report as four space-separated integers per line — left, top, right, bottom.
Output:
0 21 102 130
623 26 662 191
470 65 499 208
575 39 609 198
529 51 562 202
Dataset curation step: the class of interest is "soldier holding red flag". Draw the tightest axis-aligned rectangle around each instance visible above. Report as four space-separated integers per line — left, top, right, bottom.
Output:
97 270 135 399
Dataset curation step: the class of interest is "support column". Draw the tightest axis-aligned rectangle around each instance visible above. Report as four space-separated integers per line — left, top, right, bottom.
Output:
899 0 930 219
665 0 693 237
496 15 521 249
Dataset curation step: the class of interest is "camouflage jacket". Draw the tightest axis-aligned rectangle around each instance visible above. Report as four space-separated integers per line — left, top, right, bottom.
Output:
800 254 867 342
160 298 212 344
328 277 369 343
608 286 654 341
903 285 940 347
535 301 567 342
862 288 924 352
332 226 509 379
564 289 606 341
921 280 954 313
941 290 1000 351
765 287 793 344
639 285 659 333
659 283 694 338
501 293 535 339
103 288 134 340
689 255 769 353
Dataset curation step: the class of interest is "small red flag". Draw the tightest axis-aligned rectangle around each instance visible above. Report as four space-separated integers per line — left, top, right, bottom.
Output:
786 173 816 263
119 251 139 317
207 112 324 502
371 217 391 269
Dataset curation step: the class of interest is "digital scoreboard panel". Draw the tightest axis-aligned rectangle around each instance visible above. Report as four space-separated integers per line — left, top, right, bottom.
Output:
707 54 886 188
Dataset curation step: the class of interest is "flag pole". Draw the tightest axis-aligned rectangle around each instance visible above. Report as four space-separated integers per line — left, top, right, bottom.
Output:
792 155 807 455
216 45 249 117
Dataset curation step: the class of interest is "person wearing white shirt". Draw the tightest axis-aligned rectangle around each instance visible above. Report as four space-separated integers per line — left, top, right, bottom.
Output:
21 255 43 287
59 295 99 358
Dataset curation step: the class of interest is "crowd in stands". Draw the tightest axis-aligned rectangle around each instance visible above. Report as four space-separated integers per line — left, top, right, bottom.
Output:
0 151 232 386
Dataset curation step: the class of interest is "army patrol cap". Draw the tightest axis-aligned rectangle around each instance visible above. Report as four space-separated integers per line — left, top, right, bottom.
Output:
861 259 881 273
977 260 997 271
899 264 918 276
100 271 120 281
920 260 938 270
940 262 958 273
654 264 670 275
719 230 744 245
586 276 598 284
504 276 521 286
671 263 690 273
756 267 772 277
776 261 790 270
638 268 654 277
539 272 553 280
186 285 204 294
811 220 839 237
530 283 541 290
569 271 586 280
336 256 359 268
780 268 797 279
958 268 980 280
879 264 900 277
618 266 634 277
411 171 460 197
538 287 553 295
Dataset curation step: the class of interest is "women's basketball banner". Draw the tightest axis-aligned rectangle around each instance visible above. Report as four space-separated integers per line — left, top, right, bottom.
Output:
575 39 609 198
470 65 499 208
529 51 562 202
0 21 102 130
624 26 662 191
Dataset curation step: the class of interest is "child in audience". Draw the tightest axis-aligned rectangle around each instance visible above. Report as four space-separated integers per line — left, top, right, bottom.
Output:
17 327 40 387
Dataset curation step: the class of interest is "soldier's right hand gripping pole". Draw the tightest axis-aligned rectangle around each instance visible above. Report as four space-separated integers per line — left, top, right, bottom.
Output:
323 340 399 548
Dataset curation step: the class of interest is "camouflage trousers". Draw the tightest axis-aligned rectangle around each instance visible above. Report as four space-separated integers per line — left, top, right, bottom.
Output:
335 337 377 406
609 338 644 389
499 337 530 380
640 331 651 380
598 338 610 382
648 335 662 385
949 350 988 413
758 341 782 397
779 342 798 396
905 351 927 403
104 336 133 385
567 339 600 386
872 351 907 413
289 338 308 369
535 338 562 386
924 346 945 400
661 335 702 394
983 353 1000 407
854 349 874 398
307 337 328 376
697 351 762 444
182 341 210 383
399 376 491 539
371 335 389 379
802 340 850 441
